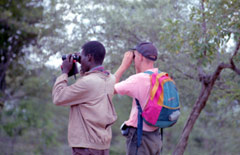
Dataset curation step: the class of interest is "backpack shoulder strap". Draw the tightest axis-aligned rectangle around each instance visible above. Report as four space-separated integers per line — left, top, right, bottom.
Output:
135 70 163 148
143 70 161 75
135 99 143 147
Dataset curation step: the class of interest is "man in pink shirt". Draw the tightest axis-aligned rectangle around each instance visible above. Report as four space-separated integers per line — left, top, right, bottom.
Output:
115 42 162 155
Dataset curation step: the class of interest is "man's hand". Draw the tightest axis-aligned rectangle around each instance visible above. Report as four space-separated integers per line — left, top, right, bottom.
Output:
62 55 73 74
114 51 134 84
120 51 134 70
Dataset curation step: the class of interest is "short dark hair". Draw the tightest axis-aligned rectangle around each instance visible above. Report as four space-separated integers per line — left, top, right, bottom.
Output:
82 41 106 65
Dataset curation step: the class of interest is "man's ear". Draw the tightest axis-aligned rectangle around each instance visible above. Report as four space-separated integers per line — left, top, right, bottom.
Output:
87 54 93 62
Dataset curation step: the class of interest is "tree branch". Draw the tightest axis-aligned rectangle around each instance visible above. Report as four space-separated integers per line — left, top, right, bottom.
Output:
215 37 240 76
172 65 196 80
222 28 240 34
229 37 240 75
173 37 240 155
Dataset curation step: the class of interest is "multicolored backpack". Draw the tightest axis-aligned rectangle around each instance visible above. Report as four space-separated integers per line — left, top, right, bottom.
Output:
136 70 180 147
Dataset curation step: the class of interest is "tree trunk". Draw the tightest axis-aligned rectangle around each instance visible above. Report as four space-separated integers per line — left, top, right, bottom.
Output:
0 51 11 91
173 66 226 155
173 38 240 154
173 83 213 155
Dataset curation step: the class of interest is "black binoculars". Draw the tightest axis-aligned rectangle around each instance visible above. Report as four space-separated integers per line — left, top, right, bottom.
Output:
62 54 81 63
61 54 80 78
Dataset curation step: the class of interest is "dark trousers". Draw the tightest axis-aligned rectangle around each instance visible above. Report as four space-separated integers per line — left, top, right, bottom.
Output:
125 127 162 155
72 147 109 155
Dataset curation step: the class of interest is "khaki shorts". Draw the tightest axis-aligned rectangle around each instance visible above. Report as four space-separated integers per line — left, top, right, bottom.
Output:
125 127 162 155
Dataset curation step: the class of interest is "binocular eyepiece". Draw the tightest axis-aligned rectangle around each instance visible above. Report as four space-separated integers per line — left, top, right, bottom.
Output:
62 54 81 63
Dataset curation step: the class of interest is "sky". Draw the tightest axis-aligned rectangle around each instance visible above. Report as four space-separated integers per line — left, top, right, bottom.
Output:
44 3 75 68
45 54 62 68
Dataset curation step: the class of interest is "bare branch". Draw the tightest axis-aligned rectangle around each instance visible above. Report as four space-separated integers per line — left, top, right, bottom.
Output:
209 38 240 96
174 37 240 155
229 38 240 75
232 37 240 57
172 65 196 79
210 63 228 87
222 28 240 34
223 62 240 75
197 62 207 82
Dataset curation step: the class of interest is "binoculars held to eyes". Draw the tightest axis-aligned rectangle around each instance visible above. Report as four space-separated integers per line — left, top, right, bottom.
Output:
61 54 80 78
62 54 81 63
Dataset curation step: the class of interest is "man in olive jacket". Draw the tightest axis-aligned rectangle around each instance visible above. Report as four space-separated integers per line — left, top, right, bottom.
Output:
52 41 117 155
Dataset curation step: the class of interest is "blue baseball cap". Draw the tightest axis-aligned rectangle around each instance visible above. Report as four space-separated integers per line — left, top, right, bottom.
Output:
132 42 158 61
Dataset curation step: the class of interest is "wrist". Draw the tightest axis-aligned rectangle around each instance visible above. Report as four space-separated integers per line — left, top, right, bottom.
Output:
120 63 129 71
62 73 68 76
62 69 69 74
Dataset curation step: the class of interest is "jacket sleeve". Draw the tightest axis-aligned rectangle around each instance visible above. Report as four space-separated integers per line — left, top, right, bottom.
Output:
52 73 88 106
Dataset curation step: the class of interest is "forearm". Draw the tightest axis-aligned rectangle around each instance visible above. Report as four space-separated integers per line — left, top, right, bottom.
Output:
52 73 88 106
52 73 69 106
114 51 134 83
114 64 128 83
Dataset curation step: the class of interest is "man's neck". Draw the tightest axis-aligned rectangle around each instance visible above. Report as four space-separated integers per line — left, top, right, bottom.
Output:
89 64 102 71
139 64 154 73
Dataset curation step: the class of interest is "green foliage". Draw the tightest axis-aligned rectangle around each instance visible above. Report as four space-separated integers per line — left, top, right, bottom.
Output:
110 95 132 155
0 0 43 90
188 0 240 62
0 65 70 154
0 0 239 154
